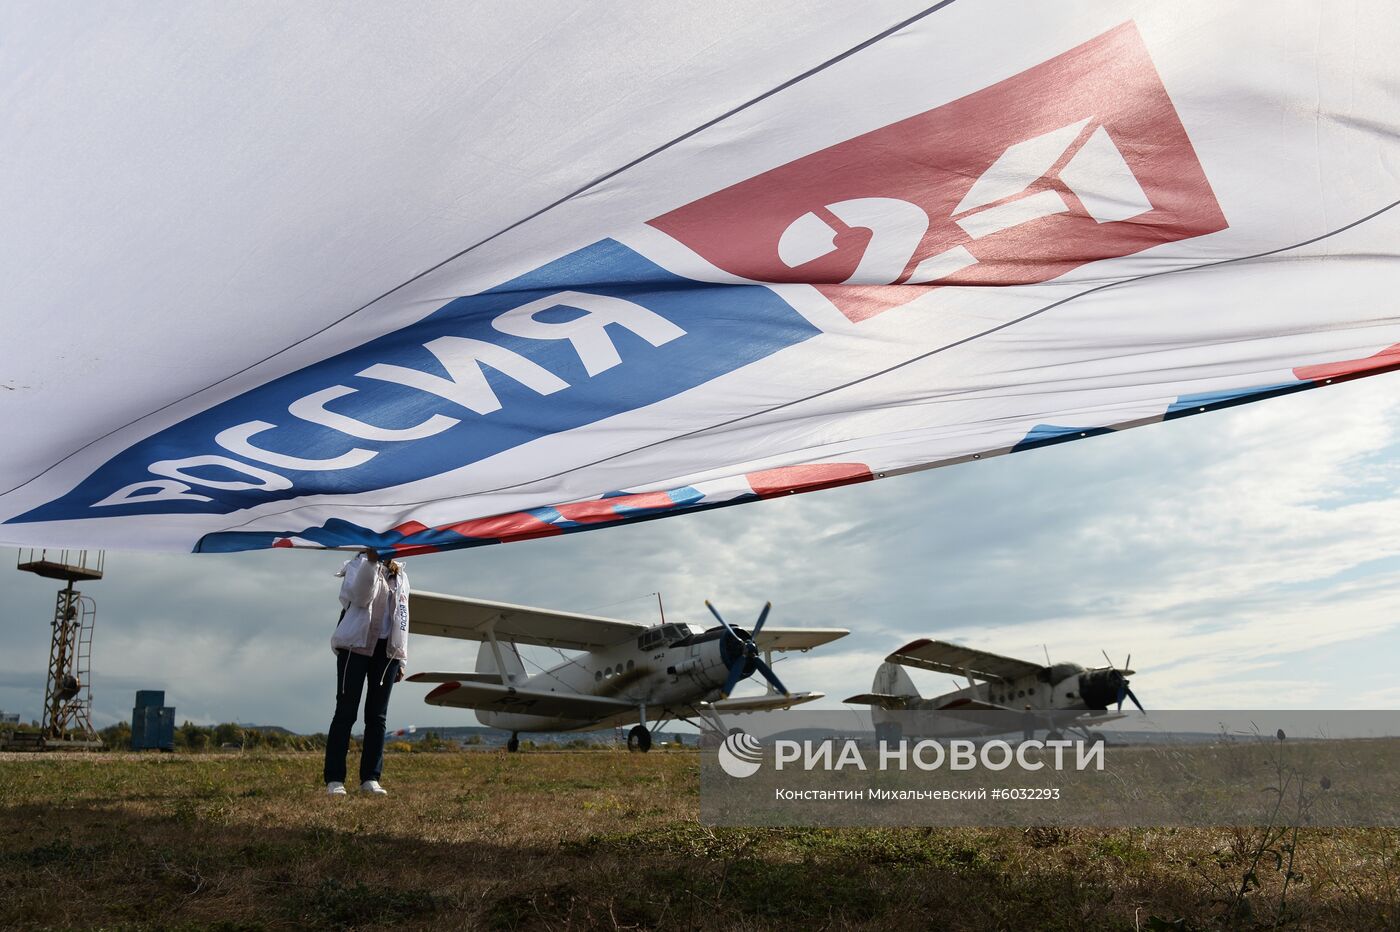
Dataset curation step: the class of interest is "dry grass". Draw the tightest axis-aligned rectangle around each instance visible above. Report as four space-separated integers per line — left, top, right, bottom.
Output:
0 750 1396 930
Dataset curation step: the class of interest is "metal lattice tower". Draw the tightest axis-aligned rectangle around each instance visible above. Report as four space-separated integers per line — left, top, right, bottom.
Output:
17 549 104 745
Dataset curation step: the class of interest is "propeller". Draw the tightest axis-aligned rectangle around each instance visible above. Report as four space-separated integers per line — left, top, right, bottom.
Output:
1082 651 1144 712
705 600 788 699
1116 681 1144 713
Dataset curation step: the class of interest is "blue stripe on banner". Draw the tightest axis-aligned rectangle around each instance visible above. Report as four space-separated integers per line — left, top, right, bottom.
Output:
1011 424 1115 452
1164 382 1303 418
15 240 820 524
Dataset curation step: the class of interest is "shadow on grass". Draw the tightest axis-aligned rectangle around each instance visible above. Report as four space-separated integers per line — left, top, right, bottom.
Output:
1 801 1395 930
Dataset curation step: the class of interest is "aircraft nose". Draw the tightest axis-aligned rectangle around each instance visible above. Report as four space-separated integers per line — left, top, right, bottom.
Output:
1077 669 1124 710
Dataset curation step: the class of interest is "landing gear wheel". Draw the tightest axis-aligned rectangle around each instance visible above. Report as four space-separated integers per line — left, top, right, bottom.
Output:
627 725 652 753
507 733 519 753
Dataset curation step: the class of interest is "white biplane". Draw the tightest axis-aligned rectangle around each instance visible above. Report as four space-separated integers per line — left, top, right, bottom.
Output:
406 592 846 751
845 639 1142 742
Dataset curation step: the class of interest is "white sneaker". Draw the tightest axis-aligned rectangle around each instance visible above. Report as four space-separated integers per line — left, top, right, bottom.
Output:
326 781 347 796
360 780 387 795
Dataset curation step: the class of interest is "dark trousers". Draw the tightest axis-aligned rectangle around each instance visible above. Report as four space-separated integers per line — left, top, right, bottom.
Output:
324 638 398 784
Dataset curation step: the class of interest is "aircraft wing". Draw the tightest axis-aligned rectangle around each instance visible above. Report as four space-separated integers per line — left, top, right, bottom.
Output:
405 671 503 685
1079 711 1128 727
410 591 646 650
935 702 1118 734
843 692 913 710
703 692 824 713
844 692 1024 714
887 639 1043 682
421 680 634 719
752 628 849 652
912 697 1021 734
935 697 1012 712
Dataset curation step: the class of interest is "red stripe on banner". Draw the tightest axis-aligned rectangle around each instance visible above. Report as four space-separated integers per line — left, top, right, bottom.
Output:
554 490 678 524
1294 343 1400 383
747 463 874 498
393 520 431 536
445 511 564 543
387 543 442 558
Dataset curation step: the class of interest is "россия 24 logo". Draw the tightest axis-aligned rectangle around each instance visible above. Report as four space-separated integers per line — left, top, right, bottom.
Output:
10 21 1226 530
650 21 1227 323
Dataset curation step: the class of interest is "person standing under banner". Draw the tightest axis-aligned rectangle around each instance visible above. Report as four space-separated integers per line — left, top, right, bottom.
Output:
324 549 410 796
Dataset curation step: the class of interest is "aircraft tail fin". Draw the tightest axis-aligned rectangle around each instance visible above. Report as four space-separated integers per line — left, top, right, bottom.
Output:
874 661 919 699
475 639 527 685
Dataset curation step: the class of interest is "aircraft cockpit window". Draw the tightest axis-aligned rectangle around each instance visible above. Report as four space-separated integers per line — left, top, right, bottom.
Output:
669 627 714 649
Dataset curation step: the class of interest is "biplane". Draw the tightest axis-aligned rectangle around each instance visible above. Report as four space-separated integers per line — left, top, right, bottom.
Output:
407 592 846 751
845 639 1142 742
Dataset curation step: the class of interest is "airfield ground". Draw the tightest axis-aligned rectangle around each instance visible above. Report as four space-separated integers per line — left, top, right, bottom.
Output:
0 750 1395 930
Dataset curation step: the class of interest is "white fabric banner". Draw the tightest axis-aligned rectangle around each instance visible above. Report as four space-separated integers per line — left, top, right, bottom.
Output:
3 2 1398 553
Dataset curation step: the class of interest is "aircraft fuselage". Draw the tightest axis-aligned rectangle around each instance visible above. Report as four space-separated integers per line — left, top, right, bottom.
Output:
871 662 1126 738
480 622 743 733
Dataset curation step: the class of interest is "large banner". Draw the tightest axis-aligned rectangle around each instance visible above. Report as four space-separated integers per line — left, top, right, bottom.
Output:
3 4 1399 554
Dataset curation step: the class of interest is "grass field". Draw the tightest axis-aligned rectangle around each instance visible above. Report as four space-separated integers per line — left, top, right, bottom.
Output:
1 750 1396 930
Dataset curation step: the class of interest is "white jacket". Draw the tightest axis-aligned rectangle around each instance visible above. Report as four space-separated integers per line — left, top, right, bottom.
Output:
331 554 409 664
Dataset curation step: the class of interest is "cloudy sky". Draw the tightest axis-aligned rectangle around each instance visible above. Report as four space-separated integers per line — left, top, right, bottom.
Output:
4 375 1400 734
